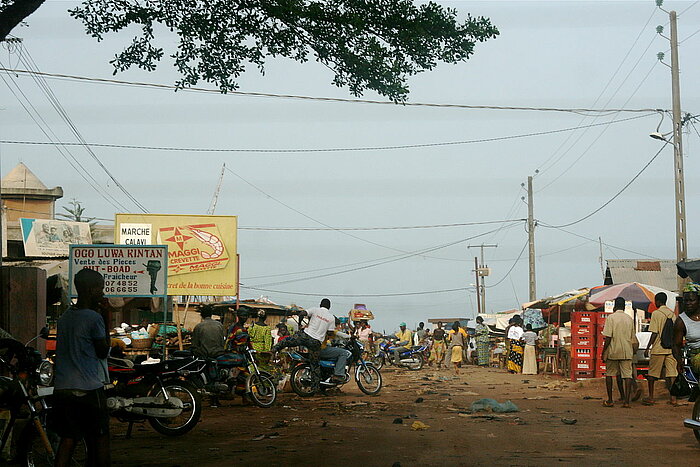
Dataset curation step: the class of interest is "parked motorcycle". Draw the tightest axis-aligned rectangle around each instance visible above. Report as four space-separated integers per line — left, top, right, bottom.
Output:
286 336 382 397
371 337 426 371
680 350 700 443
106 354 202 436
0 330 85 466
170 337 277 408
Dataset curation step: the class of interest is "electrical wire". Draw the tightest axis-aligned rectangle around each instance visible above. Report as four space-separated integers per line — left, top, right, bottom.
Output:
17 48 148 213
0 113 657 154
0 67 665 114
541 225 659 259
534 8 657 177
238 219 526 231
679 1 700 16
248 226 509 288
484 240 528 289
541 143 666 229
0 65 130 212
536 61 659 193
241 285 473 298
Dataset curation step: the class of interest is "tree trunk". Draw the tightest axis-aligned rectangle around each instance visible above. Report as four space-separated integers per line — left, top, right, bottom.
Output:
0 0 46 41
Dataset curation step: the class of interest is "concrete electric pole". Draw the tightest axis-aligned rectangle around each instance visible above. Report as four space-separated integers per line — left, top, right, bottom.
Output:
669 10 688 293
468 244 497 313
527 176 537 301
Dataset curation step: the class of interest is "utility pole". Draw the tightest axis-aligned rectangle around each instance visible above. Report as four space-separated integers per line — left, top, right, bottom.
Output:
473 257 481 315
468 244 497 313
598 237 605 281
669 9 688 293
526 176 536 301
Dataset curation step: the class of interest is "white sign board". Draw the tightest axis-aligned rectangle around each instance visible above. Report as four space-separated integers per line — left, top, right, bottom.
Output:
119 223 152 245
21 218 92 257
69 245 168 297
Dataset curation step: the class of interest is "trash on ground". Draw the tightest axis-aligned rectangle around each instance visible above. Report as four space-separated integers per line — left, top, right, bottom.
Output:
470 398 520 413
411 421 430 431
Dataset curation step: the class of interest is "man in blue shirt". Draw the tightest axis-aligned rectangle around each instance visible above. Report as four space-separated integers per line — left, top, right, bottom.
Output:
54 268 111 467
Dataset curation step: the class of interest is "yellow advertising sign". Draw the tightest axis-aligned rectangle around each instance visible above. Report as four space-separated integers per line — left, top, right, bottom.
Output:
114 214 238 296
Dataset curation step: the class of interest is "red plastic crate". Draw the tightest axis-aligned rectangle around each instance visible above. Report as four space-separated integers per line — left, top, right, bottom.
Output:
572 370 596 381
572 357 596 371
572 334 596 348
571 311 597 325
596 359 606 373
572 347 595 359
597 312 611 328
595 371 607 378
571 323 594 336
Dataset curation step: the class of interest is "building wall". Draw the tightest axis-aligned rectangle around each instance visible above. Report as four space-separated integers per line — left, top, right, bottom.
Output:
4 199 54 222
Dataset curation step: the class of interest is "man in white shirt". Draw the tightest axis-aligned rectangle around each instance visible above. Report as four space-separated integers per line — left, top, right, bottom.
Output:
272 298 336 391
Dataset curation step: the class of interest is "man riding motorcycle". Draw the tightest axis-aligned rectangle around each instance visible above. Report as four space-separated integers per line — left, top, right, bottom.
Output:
272 298 348 391
393 322 413 365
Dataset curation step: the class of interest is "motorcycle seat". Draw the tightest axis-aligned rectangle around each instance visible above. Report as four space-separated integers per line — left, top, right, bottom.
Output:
171 350 194 359
108 357 134 369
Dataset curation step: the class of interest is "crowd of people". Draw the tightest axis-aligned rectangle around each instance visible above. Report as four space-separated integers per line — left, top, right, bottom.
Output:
50 268 700 465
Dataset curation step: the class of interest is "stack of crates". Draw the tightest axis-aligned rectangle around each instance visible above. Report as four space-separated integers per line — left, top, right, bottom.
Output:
595 311 612 378
570 311 597 380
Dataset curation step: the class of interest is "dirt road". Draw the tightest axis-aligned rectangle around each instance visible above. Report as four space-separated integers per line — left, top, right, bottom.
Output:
111 365 698 466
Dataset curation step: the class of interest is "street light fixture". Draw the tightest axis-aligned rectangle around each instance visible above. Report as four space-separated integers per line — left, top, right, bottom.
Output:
649 131 671 142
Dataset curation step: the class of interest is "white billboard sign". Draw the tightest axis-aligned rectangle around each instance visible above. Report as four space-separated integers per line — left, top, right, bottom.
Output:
69 245 168 298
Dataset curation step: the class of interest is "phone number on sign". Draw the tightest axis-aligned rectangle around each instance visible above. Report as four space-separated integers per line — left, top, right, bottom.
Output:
104 280 140 294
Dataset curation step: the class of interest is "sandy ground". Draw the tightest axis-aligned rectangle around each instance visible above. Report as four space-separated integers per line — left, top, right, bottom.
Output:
110 365 699 466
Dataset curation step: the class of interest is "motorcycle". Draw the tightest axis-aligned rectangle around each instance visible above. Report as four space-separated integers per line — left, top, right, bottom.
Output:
0 330 85 466
371 337 426 371
106 354 202 436
169 334 277 408
681 349 700 443
286 335 382 397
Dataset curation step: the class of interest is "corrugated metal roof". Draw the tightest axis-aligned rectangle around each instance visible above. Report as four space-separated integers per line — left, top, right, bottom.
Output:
606 259 677 291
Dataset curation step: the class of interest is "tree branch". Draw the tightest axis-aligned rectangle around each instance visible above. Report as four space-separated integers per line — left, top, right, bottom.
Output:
0 0 46 41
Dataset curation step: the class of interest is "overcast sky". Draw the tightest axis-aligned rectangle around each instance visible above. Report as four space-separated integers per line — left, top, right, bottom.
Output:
1 0 699 333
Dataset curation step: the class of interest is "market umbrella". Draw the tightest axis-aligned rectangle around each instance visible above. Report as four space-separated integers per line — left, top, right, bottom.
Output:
678 260 700 283
588 282 676 312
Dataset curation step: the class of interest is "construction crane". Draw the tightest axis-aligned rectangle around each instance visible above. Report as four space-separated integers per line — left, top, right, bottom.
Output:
207 163 226 215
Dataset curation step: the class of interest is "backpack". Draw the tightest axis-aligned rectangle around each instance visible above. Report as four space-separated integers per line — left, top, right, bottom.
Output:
660 316 675 349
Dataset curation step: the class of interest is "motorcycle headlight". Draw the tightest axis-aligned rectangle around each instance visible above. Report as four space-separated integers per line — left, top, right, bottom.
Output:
38 359 54 386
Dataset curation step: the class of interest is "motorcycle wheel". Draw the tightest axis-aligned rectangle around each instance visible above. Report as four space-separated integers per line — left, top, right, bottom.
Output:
19 424 87 467
290 365 316 397
148 379 202 436
406 353 424 371
356 364 382 396
247 372 277 408
371 355 384 370
693 398 700 443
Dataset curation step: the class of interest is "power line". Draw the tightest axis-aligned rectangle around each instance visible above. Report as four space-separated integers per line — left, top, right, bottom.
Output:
535 8 657 177
541 143 666 229
485 240 528 289
0 67 666 114
0 66 130 212
238 219 526 231
16 47 149 213
542 225 659 260
0 113 658 154
248 226 509 288
241 285 473 298
536 61 659 193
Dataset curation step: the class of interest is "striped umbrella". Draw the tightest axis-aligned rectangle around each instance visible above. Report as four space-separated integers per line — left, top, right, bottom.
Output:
588 282 676 312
